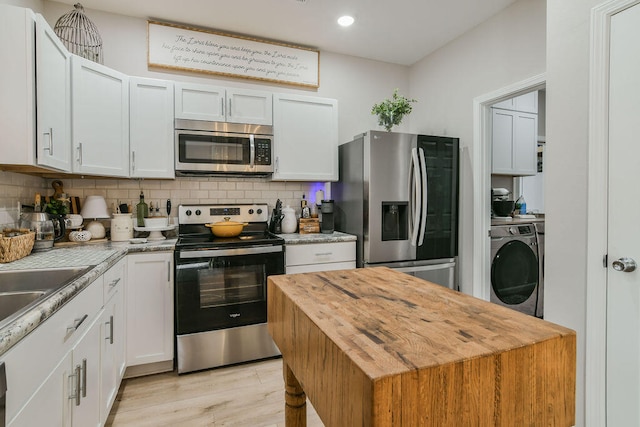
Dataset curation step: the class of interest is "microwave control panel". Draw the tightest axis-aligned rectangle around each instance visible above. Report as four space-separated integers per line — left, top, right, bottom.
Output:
255 139 272 165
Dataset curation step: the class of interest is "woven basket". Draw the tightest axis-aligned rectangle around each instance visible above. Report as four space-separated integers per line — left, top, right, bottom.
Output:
0 229 35 263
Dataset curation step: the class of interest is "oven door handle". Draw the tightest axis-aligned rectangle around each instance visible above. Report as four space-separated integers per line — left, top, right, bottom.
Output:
178 245 283 259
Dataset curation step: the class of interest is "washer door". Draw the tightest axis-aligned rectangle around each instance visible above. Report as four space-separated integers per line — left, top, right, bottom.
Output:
491 240 539 305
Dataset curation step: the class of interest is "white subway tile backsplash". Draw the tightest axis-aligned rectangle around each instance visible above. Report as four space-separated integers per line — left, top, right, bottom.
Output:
0 171 328 219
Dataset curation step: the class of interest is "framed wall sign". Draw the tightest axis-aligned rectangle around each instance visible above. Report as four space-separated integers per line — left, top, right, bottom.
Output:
148 21 320 88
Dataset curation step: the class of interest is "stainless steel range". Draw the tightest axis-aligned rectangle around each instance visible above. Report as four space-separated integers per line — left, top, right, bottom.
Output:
174 204 284 374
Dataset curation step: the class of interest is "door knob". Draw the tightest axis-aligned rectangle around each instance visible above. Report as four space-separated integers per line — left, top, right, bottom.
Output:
612 257 637 272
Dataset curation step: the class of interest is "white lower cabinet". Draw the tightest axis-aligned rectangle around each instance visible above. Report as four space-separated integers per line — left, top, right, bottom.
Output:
3 259 127 427
100 258 126 425
126 252 174 370
285 241 356 274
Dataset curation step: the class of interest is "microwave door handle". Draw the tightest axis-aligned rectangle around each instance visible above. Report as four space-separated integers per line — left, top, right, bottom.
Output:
249 134 255 168
417 147 428 246
410 148 421 246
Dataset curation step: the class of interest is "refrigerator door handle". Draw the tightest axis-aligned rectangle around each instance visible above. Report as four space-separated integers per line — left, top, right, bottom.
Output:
410 147 422 246
417 147 428 246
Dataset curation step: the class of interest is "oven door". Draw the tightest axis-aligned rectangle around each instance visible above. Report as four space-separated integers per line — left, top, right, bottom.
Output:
175 244 284 335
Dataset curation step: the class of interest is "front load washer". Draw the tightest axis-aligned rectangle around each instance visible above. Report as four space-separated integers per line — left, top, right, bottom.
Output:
534 222 544 318
490 223 539 316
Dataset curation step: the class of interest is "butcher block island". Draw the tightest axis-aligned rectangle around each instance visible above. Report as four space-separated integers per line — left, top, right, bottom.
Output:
267 267 575 427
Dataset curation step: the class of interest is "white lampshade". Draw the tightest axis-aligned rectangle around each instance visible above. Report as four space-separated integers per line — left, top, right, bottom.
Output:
80 195 110 219
80 195 109 240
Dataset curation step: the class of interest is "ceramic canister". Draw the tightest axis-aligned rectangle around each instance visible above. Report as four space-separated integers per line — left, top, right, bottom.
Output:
111 213 133 241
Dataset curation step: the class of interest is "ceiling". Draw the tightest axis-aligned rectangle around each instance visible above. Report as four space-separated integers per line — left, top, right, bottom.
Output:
54 0 518 66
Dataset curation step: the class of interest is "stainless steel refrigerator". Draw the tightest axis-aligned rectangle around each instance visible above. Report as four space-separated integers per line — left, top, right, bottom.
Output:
333 131 459 289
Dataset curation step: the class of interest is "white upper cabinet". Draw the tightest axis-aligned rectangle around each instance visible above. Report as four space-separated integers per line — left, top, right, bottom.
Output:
35 14 72 171
226 88 273 125
492 91 538 114
129 77 175 178
272 94 338 181
72 55 130 177
174 82 225 122
491 108 538 176
175 82 272 125
0 6 72 172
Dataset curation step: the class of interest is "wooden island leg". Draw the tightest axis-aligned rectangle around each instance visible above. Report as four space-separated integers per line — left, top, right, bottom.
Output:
283 359 306 427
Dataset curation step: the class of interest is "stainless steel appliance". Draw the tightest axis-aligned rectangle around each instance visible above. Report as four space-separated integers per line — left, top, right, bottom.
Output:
490 223 540 317
174 204 284 373
19 211 65 251
534 221 544 318
175 119 274 176
333 131 459 289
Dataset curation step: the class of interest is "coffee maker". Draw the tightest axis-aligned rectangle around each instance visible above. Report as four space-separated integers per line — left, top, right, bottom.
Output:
320 200 334 234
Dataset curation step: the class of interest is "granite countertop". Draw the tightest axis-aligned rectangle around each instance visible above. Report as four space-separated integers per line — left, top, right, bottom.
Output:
277 231 357 244
0 239 176 356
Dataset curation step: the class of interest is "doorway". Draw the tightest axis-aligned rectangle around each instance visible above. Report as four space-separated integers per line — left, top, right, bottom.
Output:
587 0 640 425
472 74 545 301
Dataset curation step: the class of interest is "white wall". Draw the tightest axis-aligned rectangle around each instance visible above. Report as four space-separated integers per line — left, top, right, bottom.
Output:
40 1 411 144
408 0 546 294
547 1 602 425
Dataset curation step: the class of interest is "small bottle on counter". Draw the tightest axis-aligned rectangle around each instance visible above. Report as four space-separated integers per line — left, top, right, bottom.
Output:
136 191 148 227
301 194 310 219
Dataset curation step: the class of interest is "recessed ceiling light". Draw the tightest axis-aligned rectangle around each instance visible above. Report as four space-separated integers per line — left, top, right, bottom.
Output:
337 15 355 27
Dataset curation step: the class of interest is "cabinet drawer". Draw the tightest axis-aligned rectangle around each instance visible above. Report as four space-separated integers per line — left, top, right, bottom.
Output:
103 257 125 304
1 275 103 423
286 242 355 267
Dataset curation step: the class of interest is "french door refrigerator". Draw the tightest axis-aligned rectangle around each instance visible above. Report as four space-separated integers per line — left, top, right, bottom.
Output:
333 131 459 289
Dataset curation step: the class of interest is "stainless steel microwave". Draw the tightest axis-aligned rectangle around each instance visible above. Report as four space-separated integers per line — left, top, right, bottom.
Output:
175 119 274 176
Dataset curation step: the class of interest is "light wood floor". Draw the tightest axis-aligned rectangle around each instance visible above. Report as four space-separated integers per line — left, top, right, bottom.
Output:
106 357 324 426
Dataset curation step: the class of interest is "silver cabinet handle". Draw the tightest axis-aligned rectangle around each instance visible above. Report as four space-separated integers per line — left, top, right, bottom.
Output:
613 257 637 272
168 261 171 282
314 252 333 257
66 314 88 336
108 277 121 289
43 127 54 155
81 359 87 398
105 315 114 344
221 98 225 117
69 364 81 406
77 143 83 165
131 150 136 172
228 98 232 117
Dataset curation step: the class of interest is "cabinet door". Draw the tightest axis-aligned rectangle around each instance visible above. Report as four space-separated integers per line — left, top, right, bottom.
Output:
72 55 129 177
272 94 338 181
8 352 72 427
100 288 124 425
226 88 273 125
512 112 537 174
70 317 102 427
126 252 174 367
491 109 537 176
174 82 225 121
35 14 72 172
129 77 175 178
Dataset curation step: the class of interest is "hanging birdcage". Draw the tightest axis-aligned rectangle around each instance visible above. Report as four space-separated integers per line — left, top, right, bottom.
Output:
54 3 103 64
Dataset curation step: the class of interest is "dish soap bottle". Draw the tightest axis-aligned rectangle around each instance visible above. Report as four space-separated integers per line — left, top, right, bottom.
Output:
136 191 148 227
515 195 527 215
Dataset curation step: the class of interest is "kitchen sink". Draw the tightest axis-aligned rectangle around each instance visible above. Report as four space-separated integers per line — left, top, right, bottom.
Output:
0 266 93 328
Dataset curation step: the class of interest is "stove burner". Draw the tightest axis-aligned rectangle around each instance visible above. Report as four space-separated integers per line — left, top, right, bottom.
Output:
176 203 283 250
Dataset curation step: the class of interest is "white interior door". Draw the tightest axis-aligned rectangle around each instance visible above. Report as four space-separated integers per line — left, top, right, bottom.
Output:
607 3 640 425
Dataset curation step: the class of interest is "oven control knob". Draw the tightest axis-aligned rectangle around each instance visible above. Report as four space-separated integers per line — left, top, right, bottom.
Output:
248 209 254 214
185 210 192 216
257 208 262 214
195 209 201 216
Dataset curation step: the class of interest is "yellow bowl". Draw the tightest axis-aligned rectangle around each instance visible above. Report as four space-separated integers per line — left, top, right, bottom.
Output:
205 217 248 237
